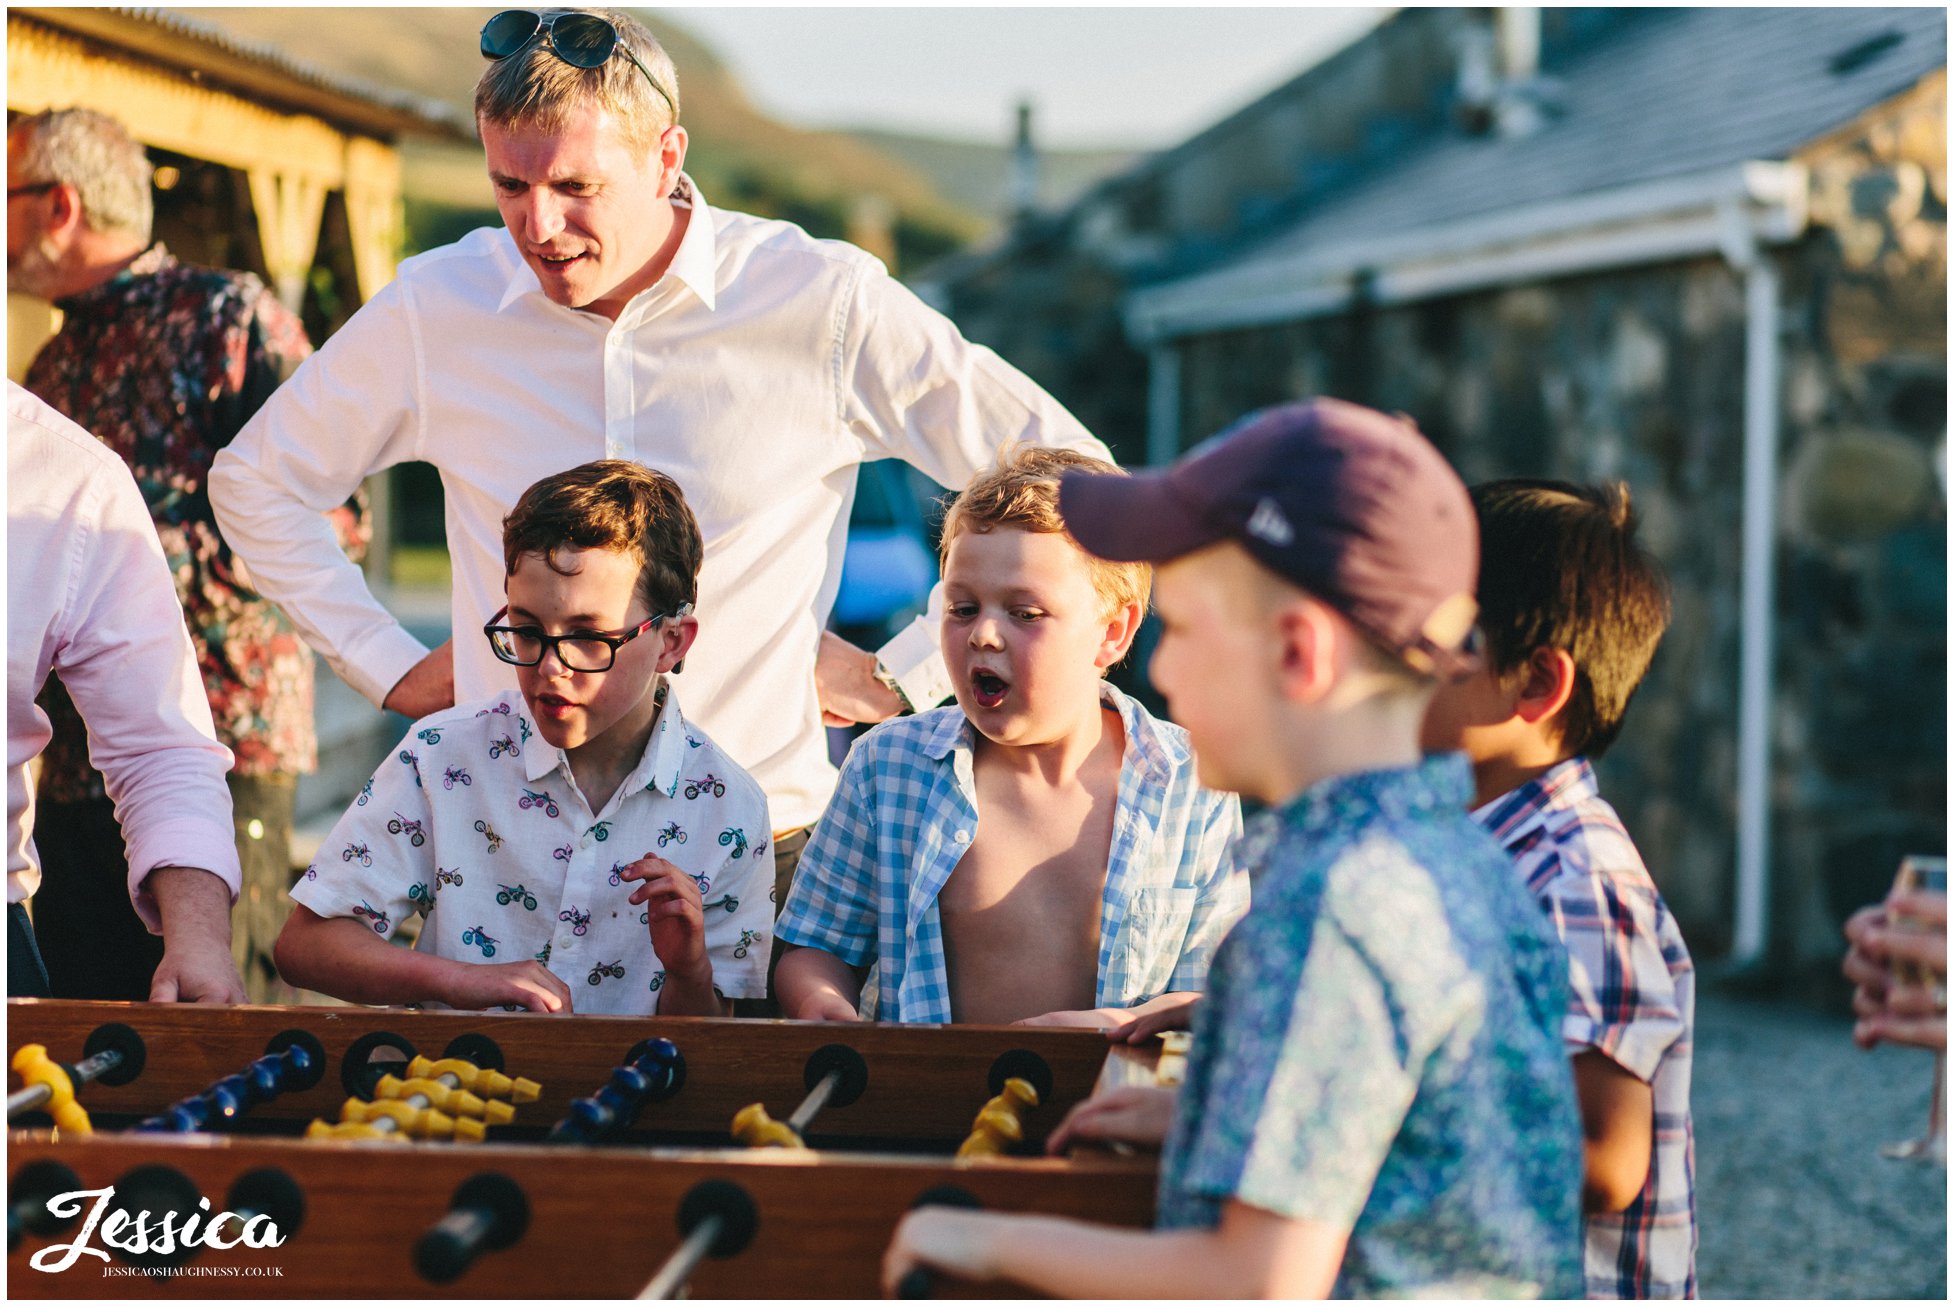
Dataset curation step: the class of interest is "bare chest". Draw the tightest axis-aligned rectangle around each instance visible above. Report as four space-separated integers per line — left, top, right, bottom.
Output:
935 780 1118 1022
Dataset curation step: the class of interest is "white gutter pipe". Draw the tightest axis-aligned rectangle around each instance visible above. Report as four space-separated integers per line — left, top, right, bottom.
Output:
1720 201 1783 970
1145 345 1181 466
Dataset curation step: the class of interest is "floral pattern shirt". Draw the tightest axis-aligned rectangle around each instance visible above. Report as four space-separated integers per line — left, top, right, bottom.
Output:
291 687 773 1013
25 244 367 797
1157 755 1584 1298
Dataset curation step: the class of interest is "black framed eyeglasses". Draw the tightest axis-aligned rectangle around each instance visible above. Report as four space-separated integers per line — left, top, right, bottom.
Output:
483 602 691 673
7 182 58 200
480 10 677 121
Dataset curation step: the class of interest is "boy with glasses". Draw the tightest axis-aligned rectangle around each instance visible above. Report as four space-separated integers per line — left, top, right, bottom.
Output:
276 462 772 1015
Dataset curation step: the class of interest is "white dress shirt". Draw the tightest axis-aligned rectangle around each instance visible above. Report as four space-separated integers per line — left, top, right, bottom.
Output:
209 178 1106 830
292 686 772 1014
6 382 240 928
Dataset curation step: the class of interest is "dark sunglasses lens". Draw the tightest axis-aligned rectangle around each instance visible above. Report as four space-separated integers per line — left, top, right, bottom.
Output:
548 13 618 67
481 10 542 58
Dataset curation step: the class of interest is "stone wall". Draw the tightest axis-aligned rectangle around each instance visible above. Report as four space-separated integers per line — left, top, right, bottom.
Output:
1172 80 1945 975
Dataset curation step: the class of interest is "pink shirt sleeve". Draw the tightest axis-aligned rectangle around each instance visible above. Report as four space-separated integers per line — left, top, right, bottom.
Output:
7 384 240 929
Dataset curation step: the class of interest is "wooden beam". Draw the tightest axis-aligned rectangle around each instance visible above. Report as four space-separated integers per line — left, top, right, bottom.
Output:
9 17 350 188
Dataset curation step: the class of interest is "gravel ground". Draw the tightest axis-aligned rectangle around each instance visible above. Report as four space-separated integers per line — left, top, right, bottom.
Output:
1694 992 1947 1298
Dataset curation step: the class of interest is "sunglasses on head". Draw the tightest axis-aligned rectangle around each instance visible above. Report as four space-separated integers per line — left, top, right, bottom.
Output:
480 9 676 121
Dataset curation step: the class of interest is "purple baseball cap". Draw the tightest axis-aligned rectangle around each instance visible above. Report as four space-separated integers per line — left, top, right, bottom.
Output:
1060 398 1481 678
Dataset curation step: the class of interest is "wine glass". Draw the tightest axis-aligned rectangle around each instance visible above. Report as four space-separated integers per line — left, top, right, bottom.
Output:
1879 855 1947 1163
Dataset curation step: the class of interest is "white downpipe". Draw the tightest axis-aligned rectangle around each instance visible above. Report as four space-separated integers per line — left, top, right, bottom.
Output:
1146 345 1182 466
1725 214 1782 968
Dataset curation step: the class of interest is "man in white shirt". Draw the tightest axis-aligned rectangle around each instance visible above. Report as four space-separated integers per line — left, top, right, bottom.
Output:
208 8 1108 908
7 381 247 1002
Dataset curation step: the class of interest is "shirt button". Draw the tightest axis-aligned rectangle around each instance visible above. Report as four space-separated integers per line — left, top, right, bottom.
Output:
953 830 970 844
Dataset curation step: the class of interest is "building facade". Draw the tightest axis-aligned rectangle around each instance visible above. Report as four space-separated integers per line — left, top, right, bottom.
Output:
925 8 1947 975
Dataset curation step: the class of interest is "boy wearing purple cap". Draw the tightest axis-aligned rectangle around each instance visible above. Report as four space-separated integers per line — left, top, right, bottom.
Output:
1421 480 1693 1298
883 400 1583 1298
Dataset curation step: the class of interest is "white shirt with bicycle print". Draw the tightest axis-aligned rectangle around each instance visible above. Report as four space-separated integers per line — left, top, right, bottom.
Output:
292 687 772 1014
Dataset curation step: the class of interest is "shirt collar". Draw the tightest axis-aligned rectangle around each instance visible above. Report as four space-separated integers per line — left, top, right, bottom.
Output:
1472 756 1598 843
495 172 718 314
55 242 173 314
520 682 691 800
1275 752 1475 844
919 682 1176 779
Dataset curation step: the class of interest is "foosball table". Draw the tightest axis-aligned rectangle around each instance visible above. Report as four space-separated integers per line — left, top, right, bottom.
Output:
6 999 1162 1297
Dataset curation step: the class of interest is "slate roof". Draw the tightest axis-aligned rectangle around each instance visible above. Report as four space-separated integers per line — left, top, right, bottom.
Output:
1214 7 1944 273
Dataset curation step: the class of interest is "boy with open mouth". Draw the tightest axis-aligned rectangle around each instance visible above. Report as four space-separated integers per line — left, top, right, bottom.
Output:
773 446 1247 1027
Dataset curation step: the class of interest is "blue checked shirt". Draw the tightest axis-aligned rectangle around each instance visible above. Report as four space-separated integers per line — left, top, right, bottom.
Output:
1479 758 1697 1298
776 683 1247 1024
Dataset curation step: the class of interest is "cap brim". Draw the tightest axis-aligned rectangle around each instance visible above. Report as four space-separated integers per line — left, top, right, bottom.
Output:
1059 467 1223 564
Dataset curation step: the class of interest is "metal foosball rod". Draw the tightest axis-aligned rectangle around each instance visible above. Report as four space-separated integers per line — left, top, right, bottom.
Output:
414 1172 530 1284
133 1030 326 1134
306 1097 487 1143
547 1037 685 1144
406 1054 541 1104
635 1179 759 1299
374 1074 515 1124
7 1023 146 1133
729 1043 870 1148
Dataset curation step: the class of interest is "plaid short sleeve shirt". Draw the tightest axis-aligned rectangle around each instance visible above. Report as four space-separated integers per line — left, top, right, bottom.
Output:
775 683 1247 1023
1478 758 1698 1299
291 687 773 1013
1157 756 1585 1299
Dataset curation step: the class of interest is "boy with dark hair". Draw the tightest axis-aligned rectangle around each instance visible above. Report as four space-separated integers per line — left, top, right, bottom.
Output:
1421 478 1694 1298
277 461 772 1015
775 445 1246 1026
884 402 1582 1297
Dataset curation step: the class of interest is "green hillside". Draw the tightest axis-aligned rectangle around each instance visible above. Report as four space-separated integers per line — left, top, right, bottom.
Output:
848 128 1138 226
177 6 987 269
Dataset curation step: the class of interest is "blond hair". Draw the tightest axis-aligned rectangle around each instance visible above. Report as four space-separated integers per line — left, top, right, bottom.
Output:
474 8 680 156
940 446 1150 618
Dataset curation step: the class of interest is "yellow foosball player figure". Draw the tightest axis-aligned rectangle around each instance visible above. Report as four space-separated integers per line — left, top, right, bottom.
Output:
729 1102 805 1150
956 1077 1040 1159
9 1045 92 1136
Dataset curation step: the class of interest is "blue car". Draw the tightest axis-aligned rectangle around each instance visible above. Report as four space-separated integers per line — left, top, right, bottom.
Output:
831 461 937 645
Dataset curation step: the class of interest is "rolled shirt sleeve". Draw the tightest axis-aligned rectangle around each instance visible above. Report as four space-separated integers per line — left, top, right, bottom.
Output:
1544 871 1686 1082
775 743 883 969
290 738 433 941
6 386 240 929
208 276 430 708
841 260 1113 712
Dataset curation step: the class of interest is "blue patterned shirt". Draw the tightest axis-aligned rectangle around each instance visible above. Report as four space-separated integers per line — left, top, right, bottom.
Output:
776 683 1247 1023
1479 758 1697 1298
1157 755 1584 1298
